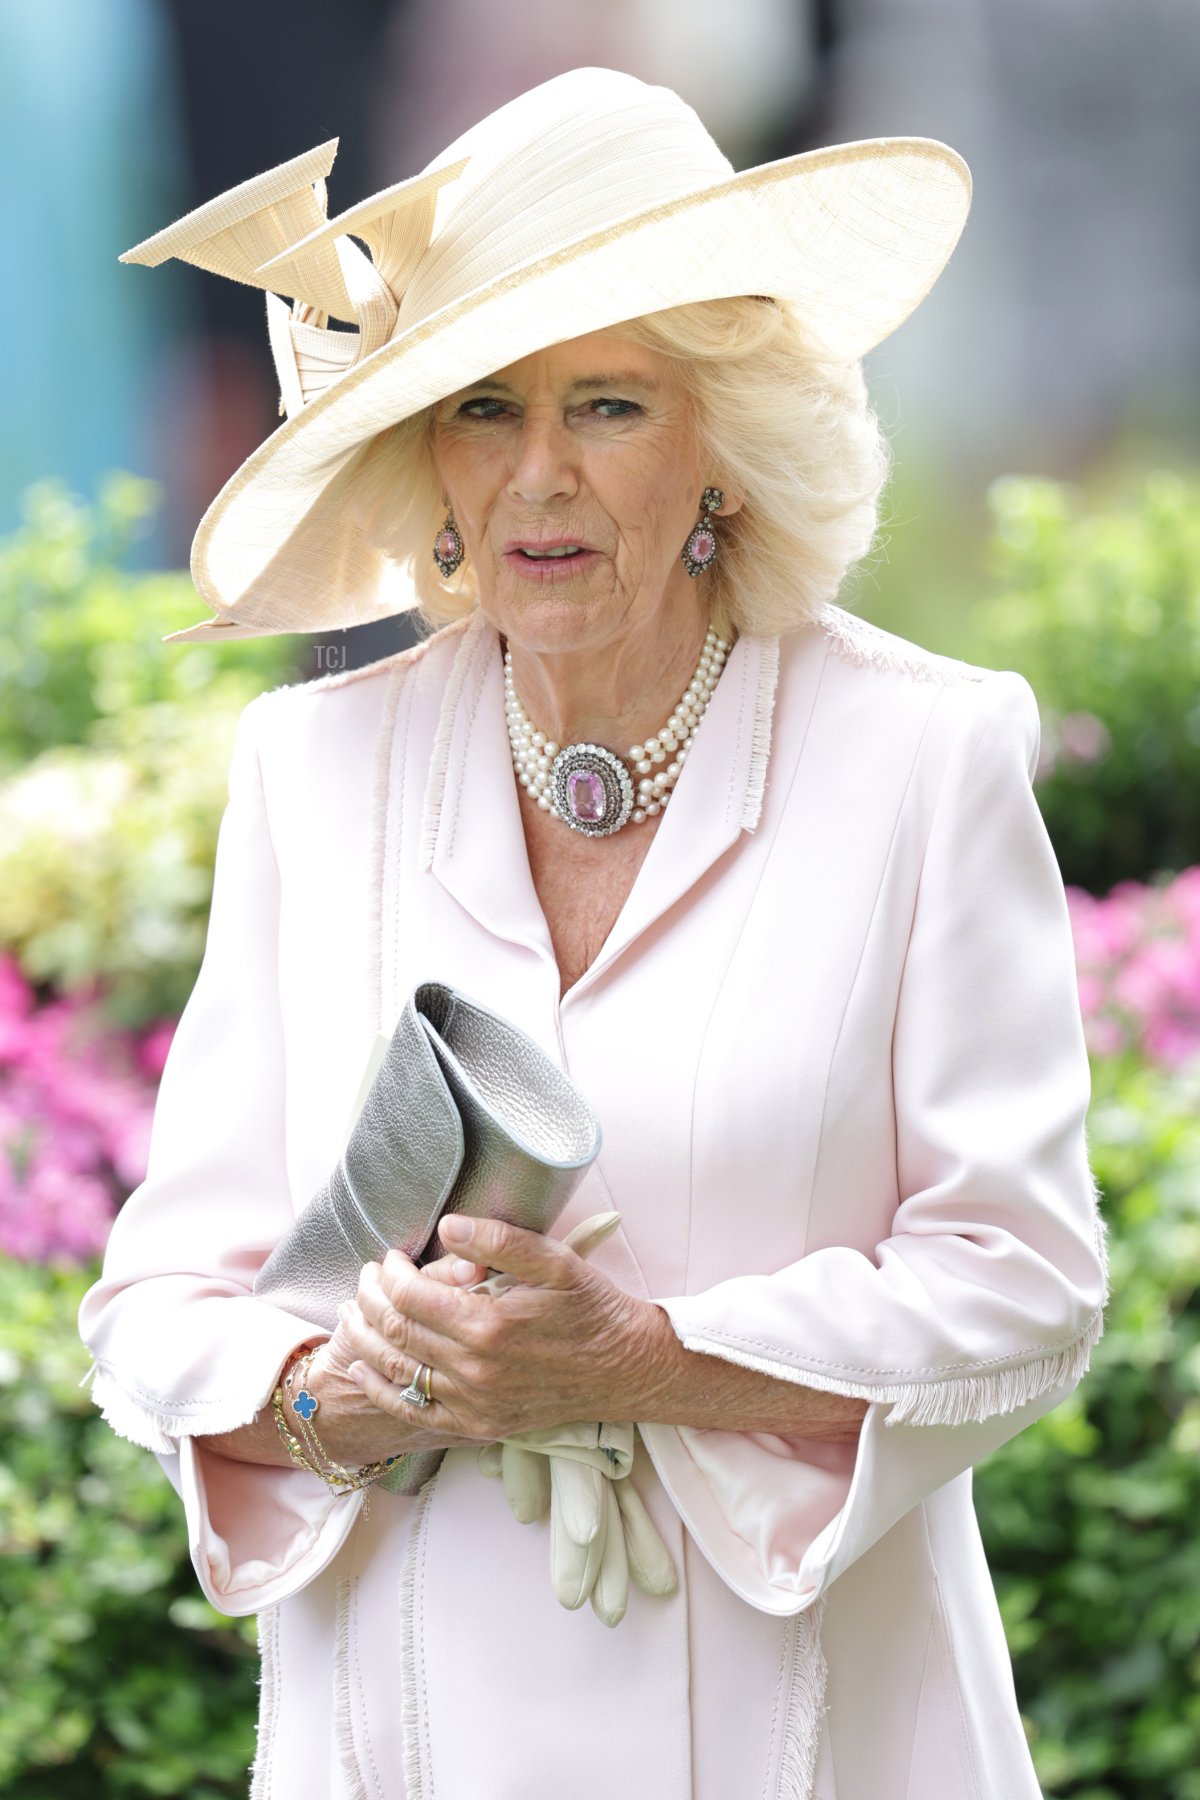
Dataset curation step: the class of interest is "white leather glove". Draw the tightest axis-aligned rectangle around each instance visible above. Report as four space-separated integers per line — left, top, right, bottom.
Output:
478 1421 677 1627
472 1211 677 1627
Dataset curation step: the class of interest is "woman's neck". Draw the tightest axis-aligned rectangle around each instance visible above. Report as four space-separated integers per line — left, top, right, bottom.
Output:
502 614 713 753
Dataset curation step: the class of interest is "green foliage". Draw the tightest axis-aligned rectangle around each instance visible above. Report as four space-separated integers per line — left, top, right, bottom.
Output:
0 476 296 774
0 700 242 1029
968 472 1200 891
977 1056 1200 1799
0 479 300 1028
0 1259 258 1797
0 476 294 1790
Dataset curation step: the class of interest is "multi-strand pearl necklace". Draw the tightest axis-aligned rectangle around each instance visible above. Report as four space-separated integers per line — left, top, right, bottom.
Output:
504 626 730 837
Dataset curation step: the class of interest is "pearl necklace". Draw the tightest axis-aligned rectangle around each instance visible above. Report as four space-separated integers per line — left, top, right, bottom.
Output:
504 626 730 837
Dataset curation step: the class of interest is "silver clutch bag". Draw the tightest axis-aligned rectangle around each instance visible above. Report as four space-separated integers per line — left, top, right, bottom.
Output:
256 981 601 1328
254 981 602 1494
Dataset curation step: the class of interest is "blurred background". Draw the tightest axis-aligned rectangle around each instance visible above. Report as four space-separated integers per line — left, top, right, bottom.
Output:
2 3 1199 1796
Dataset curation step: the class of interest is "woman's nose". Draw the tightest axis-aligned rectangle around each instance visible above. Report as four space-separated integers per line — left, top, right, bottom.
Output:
506 418 579 506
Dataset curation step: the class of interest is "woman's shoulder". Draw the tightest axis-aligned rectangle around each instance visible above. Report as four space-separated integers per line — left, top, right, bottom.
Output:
256 615 473 718
229 616 476 810
784 604 1041 777
811 603 993 689
236 617 472 773
810 602 1035 721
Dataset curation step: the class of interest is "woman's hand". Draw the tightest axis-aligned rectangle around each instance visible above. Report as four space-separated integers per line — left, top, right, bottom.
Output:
301 1247 495 1469
200 1249 497 1473
342 1216 663 1442
342 1214 869 1446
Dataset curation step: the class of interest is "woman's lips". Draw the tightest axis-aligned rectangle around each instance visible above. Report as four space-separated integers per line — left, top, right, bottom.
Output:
503 543 599 582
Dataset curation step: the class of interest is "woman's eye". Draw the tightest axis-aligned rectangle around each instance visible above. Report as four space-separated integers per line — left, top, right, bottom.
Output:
450 395 642 422
457 397 511 419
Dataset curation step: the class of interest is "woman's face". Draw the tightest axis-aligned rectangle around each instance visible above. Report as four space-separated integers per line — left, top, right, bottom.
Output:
430 328 735 661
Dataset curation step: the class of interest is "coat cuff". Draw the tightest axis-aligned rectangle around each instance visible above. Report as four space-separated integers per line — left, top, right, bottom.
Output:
159 1439 362 1616
640 1370 1079 1618
662 1295 1104 1430
85 1309 361 1614
657 1198 1108 1431
83 1296 330 1453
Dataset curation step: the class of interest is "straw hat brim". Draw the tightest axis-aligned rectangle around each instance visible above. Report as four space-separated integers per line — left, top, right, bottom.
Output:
172 136 970 643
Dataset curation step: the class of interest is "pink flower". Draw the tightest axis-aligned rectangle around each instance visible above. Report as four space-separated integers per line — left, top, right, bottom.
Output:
0 976 170 1264
1075 972 1106 1019
137 1018 177 1081
1162 866 1200 933
1083 1015 1127 1059
1058 712 1112 766
1067 884 1142 966
1141 1015 1200 1069
0 954 32 1021
0 955 35 1062
1068 867 1200 1071
0 1153 115 1261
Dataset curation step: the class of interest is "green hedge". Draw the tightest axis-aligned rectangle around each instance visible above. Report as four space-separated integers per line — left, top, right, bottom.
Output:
975 1054 1200 1798
0 475 295 772
0 479 298 1029
0 1260 257 1796
0 478 289 1789
967 472 1200 892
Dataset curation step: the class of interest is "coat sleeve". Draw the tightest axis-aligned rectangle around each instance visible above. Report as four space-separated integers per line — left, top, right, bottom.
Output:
640 670 1108 1615
77 693 361 1616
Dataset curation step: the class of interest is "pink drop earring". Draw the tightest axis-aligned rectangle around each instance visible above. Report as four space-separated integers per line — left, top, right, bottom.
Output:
680 487 724 577
433 506 465 577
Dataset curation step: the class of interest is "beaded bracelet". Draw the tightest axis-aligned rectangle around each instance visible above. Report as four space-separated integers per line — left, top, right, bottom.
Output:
272 1345 400 1518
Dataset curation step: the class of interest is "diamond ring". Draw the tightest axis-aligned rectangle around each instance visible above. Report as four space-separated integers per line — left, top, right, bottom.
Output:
397 1361 433 1408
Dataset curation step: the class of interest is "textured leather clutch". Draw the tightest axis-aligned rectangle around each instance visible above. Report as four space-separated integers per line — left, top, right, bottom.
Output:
255 982 601 1498
255 981 602 1332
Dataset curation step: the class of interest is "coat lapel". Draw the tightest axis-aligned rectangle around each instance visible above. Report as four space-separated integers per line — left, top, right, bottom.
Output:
420 615 785 994
420 612 554 963
563 630 781 998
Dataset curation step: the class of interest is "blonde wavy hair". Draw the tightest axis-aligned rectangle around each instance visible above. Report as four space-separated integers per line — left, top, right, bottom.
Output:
351 296 890 639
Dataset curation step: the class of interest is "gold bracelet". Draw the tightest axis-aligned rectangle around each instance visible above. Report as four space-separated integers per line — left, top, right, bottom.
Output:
286 1350 359 1485
271 1380 321 1476
278 1346 402 1510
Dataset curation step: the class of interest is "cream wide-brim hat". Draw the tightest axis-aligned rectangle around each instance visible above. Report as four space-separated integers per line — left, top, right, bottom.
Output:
122 67 971 643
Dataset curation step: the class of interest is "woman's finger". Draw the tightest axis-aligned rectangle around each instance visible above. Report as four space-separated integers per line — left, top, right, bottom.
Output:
329 1301 413 1387
355 1258 464 1352
437 1216 575 1288
333 1305 470 1421
373 1250 488 1345
344 1353 487 1442
354 1259 405 1338
334 1299 462 1401
420 1249 491 1288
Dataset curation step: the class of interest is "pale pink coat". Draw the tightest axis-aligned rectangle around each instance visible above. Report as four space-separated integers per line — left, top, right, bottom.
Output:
79 605 1107 1800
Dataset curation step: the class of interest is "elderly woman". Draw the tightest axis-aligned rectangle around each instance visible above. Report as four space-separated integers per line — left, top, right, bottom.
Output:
80 69 1106 1800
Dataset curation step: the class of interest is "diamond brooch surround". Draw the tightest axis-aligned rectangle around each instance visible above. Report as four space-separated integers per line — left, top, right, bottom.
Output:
550 744 636 837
